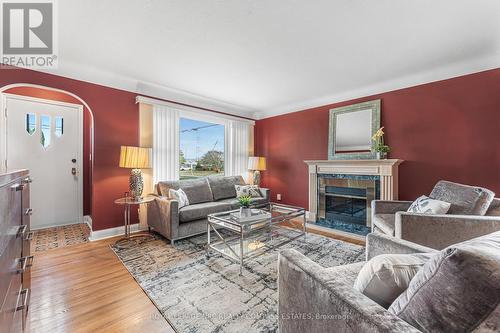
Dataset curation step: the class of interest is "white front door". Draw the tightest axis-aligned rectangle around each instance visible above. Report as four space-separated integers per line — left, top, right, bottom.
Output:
4 94 83 229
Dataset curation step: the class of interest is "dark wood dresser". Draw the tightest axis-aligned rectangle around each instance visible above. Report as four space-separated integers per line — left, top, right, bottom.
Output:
0 170 32 332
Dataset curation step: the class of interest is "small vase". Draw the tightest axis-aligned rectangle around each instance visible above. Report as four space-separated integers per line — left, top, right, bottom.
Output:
240 207 251 217
376 152 387 160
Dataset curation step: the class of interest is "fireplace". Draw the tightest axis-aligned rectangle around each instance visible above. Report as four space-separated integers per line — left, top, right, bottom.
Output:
305 159 403 238
317 175 379 235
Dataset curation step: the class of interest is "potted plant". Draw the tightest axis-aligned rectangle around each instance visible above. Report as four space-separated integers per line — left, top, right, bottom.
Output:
372 126 391 159
238 195 252 217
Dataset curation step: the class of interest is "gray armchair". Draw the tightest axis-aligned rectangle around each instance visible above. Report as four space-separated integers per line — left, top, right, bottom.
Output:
372 180 500 249
278 233 436 333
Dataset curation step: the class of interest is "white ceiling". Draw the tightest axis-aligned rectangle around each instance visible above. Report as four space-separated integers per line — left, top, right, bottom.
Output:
45 0 500 119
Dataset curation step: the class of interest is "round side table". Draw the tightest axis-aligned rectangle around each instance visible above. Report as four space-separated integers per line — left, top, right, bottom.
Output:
114 196 155 248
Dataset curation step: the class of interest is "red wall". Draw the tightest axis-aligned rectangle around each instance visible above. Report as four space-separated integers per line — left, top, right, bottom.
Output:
255 69 500 209
1 67 139 231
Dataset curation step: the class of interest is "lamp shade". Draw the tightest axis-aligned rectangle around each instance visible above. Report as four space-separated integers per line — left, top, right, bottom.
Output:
248 156 266 171
119 146 152 169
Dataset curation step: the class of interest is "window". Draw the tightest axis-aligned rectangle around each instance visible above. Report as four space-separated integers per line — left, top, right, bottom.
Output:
179 118 224 180
55 116 63 137
40 115 51 148
26 113 36 135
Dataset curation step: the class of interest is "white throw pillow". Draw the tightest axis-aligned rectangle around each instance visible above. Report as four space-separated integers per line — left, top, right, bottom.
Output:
354 253 434 308
407 195 451 214
169 188 189 209
235 185 262 198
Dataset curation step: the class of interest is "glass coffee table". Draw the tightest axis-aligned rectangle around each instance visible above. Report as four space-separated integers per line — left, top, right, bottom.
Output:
206 203 306 274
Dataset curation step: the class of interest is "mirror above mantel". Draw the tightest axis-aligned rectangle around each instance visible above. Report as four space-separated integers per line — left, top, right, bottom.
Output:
328 99 381 160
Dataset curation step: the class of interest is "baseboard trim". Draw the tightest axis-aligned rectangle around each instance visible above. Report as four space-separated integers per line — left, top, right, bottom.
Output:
89 223 147 241
83 215 92 231
30 219 85 231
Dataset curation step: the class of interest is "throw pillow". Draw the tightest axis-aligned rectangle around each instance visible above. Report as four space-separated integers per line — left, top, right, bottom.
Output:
235 185 262 198
389 231 500 332
169 188 189 209
407 195 451 214
354 253 433 308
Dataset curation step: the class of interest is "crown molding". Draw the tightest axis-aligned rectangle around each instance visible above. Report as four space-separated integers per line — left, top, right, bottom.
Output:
33 53 500 122
37 61 258 120
253 53 500 120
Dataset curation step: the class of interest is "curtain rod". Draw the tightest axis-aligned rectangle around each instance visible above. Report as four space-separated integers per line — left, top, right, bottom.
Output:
135 95 256 124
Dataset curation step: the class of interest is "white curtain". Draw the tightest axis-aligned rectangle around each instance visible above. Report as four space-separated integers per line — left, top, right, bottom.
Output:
153 105 180 183
225 120 251 181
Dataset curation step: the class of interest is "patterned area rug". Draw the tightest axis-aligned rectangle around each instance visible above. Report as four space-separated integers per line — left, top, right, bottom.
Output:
111 230 365 333
32 223 90 252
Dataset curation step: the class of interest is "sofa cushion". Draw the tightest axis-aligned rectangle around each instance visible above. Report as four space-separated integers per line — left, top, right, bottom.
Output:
207 175 244 201
354 253 433 308
158 178 213 204
372 214 396 235
407 195 451 214
389 231 500 332
179 201 232 223
429 180 495 215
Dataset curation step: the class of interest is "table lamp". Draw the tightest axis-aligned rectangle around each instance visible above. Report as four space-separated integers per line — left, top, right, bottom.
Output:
119 146 152 199
248 156 266 186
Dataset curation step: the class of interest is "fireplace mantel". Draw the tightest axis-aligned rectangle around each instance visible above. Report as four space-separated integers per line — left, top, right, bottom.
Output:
304 159 403 221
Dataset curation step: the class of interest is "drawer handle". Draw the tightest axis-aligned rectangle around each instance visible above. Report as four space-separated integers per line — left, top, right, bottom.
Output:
25 208 33 216
23 177 33 184
10 183 24 191
16 289 29 312
17 256 34 274
17 225 27 238
25 231 34 241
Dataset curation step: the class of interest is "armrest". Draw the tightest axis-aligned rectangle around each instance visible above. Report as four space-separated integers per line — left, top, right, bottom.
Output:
278 249 420 333
371 200 413 215
366 232 436 260
147 196 179 240
396 212 500 250
259 187 271 201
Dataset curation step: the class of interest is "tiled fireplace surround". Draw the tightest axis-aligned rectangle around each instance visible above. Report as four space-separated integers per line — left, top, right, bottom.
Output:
305 159 403 238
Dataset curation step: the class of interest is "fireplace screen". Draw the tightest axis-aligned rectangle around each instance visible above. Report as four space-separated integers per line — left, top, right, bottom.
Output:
317 175 379 235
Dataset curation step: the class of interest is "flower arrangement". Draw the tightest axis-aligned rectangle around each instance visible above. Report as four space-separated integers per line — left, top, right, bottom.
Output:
238 195 252 208
372 127 391 158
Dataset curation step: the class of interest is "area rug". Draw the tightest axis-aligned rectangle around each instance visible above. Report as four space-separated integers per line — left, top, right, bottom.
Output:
111 230 365 333
32 223 90 252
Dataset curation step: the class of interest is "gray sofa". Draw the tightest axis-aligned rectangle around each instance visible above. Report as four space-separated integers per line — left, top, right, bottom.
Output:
147 175 270 244
372 180 500 249
278 233 437 333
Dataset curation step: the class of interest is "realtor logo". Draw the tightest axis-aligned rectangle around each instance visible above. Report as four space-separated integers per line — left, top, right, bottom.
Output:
1 0 58 68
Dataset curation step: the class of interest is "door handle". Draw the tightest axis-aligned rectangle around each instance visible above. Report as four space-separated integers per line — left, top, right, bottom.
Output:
71 168 77 175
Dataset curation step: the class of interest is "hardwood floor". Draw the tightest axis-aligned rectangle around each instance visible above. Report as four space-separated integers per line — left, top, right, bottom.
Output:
27 236 175 333
26 222 363 333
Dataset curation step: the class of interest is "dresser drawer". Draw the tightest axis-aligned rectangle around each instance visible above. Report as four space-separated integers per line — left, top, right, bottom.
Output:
0 270 22 332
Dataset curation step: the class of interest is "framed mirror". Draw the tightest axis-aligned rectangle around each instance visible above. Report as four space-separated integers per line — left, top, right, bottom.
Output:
328 99 381 160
